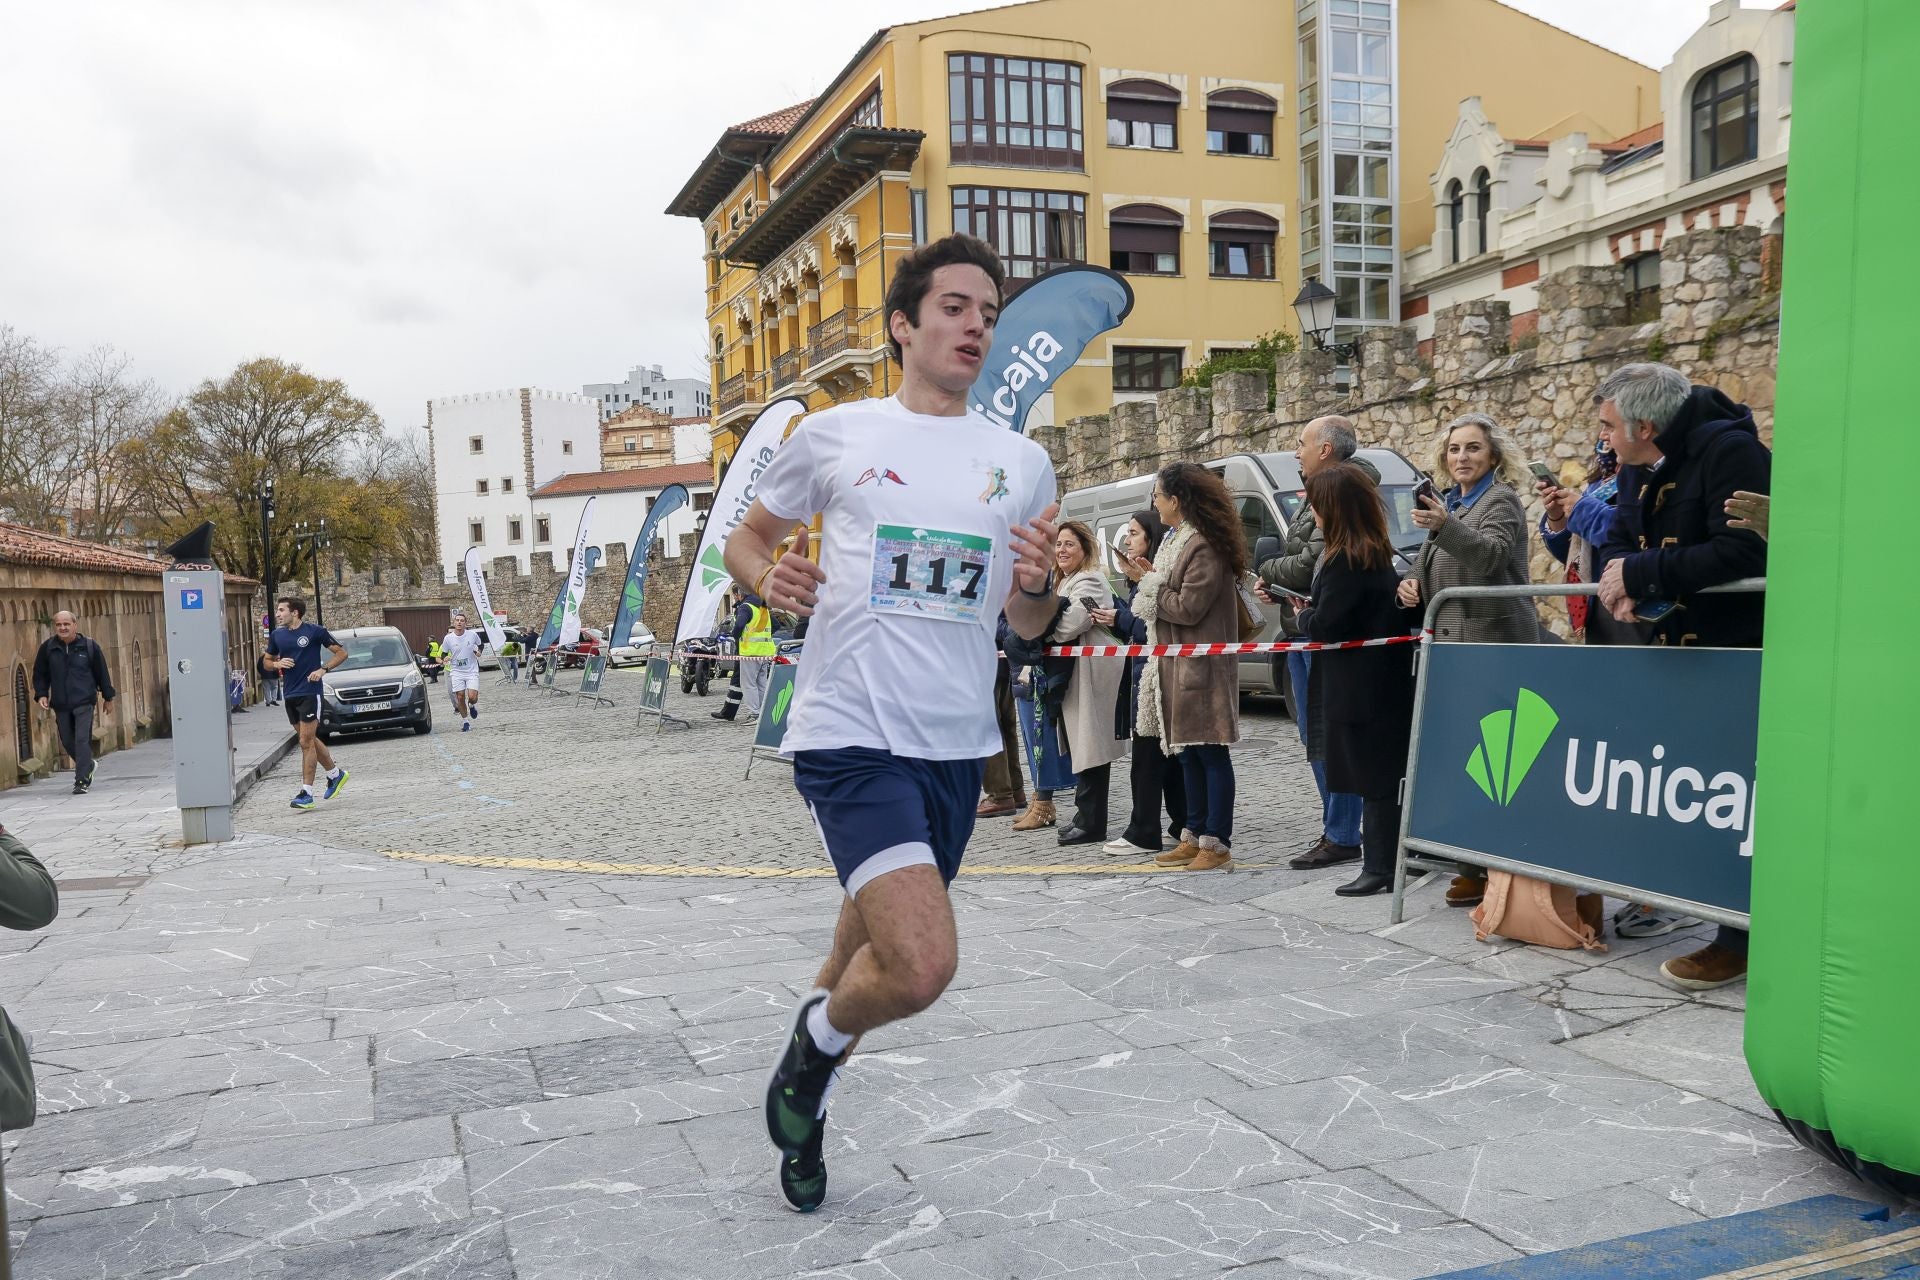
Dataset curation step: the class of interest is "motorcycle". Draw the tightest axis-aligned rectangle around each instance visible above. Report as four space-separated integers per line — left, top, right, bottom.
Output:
679 636 717 696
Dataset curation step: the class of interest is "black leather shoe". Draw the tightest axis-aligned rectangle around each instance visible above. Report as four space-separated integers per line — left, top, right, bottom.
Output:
1334 871 1393 897
1290 837 1362 870
710 709 734 721
1057 826 1104 846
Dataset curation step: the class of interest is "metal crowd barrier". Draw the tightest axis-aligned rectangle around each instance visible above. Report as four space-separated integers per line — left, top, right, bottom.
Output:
1389 578 1766 928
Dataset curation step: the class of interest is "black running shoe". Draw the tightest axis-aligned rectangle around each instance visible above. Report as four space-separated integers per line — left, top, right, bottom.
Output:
765 990 838 1156
779 1110 830 1213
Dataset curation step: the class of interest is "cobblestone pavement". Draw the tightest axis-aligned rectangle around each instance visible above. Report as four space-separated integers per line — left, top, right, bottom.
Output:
1 668 1877 1278
232 668 1327 874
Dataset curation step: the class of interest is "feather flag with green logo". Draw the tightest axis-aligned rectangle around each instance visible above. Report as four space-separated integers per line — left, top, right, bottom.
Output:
674 398 807 644
609 484 687 652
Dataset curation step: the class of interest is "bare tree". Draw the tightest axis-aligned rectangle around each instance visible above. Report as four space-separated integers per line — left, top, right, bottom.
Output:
0 324 67 529
58 346 165 544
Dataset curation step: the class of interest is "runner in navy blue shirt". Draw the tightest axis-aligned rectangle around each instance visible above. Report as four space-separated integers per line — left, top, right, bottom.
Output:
264 596 351 810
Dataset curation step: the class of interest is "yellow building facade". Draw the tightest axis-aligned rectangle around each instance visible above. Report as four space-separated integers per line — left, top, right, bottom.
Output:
669 0 1658 480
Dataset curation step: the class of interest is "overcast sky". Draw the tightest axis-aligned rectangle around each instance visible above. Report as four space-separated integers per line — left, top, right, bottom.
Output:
1 1 1745 437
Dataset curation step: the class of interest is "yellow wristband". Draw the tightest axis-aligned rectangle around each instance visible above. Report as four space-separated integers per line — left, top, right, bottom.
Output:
752 562 776 600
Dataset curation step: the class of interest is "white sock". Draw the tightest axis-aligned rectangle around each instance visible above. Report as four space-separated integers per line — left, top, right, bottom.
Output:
299 784 314 796
806 1000 854 1057
326 766 342 780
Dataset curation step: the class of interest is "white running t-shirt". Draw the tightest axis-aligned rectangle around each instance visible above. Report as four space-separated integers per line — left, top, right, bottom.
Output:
441 630 485 673
754 396 1057 760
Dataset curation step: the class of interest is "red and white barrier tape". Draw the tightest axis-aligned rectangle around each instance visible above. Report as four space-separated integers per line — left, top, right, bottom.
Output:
1041 632 1427 658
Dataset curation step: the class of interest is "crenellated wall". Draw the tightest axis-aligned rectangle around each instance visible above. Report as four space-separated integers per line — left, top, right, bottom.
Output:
1040 226 1780 598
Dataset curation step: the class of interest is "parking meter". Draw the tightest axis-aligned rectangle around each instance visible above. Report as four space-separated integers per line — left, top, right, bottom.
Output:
162 569 235 843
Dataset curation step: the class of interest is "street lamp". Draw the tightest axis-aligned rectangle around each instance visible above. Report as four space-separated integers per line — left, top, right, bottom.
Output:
292 518 332 628
1291 276 1361 366
258 478 277 612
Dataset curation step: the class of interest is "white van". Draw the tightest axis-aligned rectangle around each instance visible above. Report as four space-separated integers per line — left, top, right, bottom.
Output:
1057 449 1426 709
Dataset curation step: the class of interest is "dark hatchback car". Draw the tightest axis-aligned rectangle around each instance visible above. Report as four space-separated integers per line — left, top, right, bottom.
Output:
318 626 432 742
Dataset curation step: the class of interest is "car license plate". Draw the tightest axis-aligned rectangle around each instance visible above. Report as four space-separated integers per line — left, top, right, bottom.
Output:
354 700 392 713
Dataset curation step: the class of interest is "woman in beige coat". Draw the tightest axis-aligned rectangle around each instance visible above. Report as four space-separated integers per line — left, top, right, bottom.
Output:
1050 520 1130 845
1136 462 1245 872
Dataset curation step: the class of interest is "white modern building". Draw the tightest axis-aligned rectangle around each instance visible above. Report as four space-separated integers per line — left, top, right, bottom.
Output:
1401 0 1792 346
528 463 715 590
427 387 601 579
583 363 711 422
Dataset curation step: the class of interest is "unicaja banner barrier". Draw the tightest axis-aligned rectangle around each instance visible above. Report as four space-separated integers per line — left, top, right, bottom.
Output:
609 483 687 652
968 265 1134 434
462 546 508 654
1405 642 1760 920
675 398 807 644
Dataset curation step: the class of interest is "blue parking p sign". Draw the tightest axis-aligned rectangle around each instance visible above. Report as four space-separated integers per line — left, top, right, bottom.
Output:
180 589 205 610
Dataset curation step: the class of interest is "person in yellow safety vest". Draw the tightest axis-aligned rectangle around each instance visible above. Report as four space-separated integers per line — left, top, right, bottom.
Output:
424 636 445 682
712 590 775 722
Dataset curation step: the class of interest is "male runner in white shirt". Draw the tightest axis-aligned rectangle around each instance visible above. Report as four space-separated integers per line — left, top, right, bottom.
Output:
440 612 486 731
724 234 1062 1213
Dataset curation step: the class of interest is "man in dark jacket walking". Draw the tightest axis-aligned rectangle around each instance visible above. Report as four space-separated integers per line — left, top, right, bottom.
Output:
1594 362 1769 992
32 612 116 795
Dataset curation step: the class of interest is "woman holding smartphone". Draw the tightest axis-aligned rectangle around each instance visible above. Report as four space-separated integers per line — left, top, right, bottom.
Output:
1398 412 1538 907
1090 510 1187 856
1297 465 1421 896
1047 520 1130 845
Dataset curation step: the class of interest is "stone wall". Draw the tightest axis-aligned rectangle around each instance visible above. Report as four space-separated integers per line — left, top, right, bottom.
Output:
316 530 698 644
1035 226 1779 604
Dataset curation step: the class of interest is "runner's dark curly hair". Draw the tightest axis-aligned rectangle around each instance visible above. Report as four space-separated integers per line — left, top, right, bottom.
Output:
1153 462 1248 577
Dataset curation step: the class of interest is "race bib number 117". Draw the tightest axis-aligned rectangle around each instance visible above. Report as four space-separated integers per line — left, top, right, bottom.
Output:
868 524 993 625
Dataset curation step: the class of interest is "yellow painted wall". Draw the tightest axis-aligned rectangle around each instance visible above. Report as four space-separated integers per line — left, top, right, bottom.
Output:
1398 0 1659 253
891 0 1294 423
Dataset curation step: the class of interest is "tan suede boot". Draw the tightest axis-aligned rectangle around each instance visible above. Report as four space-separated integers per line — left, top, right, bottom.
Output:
1011 798 1057 831
1187 836 1234 871
1155 830 1201 866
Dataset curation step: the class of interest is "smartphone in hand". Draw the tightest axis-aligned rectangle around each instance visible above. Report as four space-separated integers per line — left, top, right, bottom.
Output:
1412 478 1439 507
1634 599 1679 623
1529 461 1557 486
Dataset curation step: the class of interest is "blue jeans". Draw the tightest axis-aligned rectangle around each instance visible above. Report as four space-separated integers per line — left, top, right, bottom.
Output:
1179 744 1235 846
1288 650 1362 846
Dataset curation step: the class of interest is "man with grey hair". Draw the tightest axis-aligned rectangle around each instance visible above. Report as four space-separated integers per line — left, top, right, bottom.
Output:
1593 361 1769 991
32 611 116 794
1256 414 1377 869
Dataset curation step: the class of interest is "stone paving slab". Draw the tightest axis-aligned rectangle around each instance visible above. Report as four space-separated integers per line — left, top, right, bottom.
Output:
0 676 1887 1277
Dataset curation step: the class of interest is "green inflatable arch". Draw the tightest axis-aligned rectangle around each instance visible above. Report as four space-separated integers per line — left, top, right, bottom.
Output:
1747 0 1920 1202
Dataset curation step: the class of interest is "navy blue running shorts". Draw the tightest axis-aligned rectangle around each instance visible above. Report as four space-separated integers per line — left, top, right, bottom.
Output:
792 747 985 897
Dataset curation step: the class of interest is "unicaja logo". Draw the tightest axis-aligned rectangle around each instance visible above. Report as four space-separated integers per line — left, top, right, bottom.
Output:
1467 688 1560 806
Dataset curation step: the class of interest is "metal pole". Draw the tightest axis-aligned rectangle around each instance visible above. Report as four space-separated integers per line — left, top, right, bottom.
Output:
260 481 276 611
311 538 324 628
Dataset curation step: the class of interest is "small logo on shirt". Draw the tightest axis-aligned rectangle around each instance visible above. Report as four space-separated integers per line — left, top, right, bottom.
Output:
978 465 1009 504
854 467 908 488
296 635 311 648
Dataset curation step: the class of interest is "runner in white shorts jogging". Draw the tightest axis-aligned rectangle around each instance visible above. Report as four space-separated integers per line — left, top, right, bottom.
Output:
723 233 1062 1213
441 613 486 731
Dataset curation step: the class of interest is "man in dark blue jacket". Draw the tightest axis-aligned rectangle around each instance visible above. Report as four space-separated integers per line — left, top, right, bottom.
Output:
1594 363 1769 993
32 611 116 795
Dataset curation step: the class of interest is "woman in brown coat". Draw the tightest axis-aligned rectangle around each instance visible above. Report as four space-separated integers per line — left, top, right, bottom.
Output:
1135 462 1245 872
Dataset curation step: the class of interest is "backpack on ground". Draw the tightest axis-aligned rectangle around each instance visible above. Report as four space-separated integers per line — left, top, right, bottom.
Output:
1469 870 1607 952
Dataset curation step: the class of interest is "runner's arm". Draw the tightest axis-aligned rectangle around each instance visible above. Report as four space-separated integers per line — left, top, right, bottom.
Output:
725 501 827 616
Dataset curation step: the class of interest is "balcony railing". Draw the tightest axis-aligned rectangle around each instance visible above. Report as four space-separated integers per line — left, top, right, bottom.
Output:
807 308 885 364
809 312 855 361
771 348 806 389
715 371 765 415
